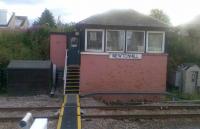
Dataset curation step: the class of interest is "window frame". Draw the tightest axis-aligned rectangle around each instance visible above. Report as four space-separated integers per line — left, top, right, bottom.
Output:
106 29 125 52
125 30 145 53
85 29 104 52
146 31 165 53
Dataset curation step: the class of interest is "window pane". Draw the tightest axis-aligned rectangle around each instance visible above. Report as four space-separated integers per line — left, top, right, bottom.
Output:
126 31 144 52
107 30 125 51
148 33 164 52
87 31 103 51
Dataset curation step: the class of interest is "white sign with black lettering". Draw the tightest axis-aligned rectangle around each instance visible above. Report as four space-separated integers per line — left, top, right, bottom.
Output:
109 53 142 60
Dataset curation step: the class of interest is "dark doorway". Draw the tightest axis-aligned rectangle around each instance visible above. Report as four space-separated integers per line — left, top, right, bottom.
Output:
67 32 80 65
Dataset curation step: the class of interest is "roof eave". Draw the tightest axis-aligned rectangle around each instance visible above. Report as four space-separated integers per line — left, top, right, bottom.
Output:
76 23 169 31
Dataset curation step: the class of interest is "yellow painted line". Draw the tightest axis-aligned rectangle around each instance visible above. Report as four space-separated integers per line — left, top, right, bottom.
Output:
64 95 67 105
68 71 80 73
77 115 81 129
65 90 79 91
56 95 67 129
67 75 80 77
77 95 80 107
65 85 79 88
67 79 79 80
56 103 65 129
66 81 80 83
77 95 81 129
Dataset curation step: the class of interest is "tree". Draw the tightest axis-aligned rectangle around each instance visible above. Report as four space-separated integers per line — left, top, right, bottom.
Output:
150 9 171 25
33 9 56 28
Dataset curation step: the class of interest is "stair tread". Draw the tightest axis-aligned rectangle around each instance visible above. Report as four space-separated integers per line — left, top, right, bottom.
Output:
66 82 80 83
67 65 80 67
65 85 79 86
67 75 80 76
67 78 79 81
64 65 80 94
65 89 79 90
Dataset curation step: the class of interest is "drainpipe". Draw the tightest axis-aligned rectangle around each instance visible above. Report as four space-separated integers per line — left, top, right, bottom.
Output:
50 64 56 97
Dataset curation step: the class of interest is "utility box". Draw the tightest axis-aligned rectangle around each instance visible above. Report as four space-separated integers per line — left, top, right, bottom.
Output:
175 63 200 94
7 60 52 96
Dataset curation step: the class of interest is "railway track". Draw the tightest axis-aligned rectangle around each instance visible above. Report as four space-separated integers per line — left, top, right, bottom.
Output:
81 105 200 119
81 105 200 110
0 106 60 111
0 106 60 122
82 113 200 119
0 116 58 121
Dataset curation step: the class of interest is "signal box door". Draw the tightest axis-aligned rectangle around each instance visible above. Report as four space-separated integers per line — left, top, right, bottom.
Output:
67 33 80 65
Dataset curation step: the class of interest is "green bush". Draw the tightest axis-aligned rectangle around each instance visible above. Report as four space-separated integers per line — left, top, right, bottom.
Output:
167 29 200 72
0 27 51 68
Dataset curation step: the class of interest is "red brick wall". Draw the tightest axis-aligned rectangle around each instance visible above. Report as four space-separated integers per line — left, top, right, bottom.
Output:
80 53 167 96
50 34 67 69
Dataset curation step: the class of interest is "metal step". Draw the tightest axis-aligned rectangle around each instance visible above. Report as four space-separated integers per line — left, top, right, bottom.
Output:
67 71 80 74
67 75 80 77
67 78 79 81
66 82 79 85
65 86 79 89
64 65 80 95
65 86 79 88
65 90 79 94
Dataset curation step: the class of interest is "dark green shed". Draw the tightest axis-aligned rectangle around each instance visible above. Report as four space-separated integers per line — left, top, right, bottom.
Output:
7 60 52 96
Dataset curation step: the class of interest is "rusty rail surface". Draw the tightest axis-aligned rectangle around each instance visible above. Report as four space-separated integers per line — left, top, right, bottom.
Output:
81 105 200 110
0 106 60 111
82 113 200 119
0 116 58 121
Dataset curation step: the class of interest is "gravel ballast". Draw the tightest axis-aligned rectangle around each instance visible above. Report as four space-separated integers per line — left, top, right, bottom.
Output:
82 118 200 129
0 95 61 129
0 120 57 129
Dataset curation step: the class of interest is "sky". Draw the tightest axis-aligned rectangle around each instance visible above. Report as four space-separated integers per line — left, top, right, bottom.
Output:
0 0 200 26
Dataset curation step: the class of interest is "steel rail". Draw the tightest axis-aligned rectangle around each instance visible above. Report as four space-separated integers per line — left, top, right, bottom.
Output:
0 106 60 111
0 116 58 121
81 105 200 110
80 92 174 98
82 113 200 119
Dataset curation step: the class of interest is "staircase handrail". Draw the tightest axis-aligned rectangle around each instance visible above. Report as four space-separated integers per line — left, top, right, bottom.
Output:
63 49 68 95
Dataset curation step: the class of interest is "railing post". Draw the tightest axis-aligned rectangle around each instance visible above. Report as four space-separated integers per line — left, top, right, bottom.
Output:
63 49 68 95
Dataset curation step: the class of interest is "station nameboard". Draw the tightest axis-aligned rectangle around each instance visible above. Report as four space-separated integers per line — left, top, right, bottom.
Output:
109 53 142 60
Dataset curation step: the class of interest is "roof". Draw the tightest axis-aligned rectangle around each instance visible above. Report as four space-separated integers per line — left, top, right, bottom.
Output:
15 16 28 26
78 9 169 28
7 60 51 69
178 63 200 70
0 13 28 28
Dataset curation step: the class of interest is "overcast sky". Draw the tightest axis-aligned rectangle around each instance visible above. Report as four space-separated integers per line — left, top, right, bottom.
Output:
0 0 200 26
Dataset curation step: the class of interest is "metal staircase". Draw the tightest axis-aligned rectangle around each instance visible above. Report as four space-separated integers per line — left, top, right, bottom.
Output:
65 65 80 94
63 51 80 94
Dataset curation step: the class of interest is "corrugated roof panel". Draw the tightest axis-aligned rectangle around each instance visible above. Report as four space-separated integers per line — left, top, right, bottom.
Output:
7 60 51 69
